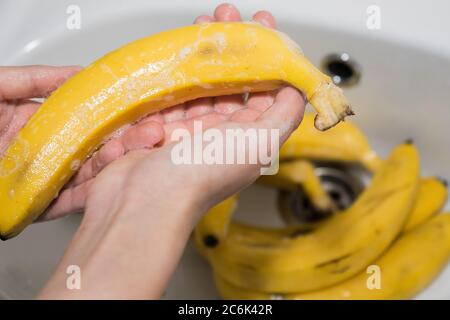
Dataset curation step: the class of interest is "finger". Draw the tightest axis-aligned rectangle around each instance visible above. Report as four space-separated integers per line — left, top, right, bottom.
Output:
214 3 242 22
0 65 81 101
162 121 189 143
68 138 126 187
257 86 305 142
161 103 186 123
0 103 14 133
119 121 164 152
230 108 261 122
214 94 244 115
185 112 229 131
163 113 228 143
194 15 215 24
252 11 277 28
38 179 93 222
185 97 214 119
0 101 39 156
67 157 94 188
91 139 125 176
140 111 165 125
246 91 276 112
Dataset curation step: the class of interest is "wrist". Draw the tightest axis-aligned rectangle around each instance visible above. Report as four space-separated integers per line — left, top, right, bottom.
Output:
39 183 201 299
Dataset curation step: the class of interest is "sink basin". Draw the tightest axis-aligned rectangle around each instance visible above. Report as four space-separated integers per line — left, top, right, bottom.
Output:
1 0 449 299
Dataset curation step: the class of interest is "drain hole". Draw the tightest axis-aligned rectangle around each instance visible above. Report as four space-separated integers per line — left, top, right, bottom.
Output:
322 53 360 86
278 163 371 225
329 190 342 202
327 61 354 81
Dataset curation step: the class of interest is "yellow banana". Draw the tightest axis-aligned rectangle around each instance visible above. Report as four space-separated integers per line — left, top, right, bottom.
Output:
258 159 335 213
0 22 352 239
257 111 382 214
196 144 419 292
201 176 445 294
195 112 380 252
195 195 237 258
195 174 446 298
218 176 448 247
404 177 447 231
214 214 450 300
279 113 381 171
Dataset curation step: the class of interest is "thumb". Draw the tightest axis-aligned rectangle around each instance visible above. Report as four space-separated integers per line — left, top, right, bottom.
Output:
256 86 305 144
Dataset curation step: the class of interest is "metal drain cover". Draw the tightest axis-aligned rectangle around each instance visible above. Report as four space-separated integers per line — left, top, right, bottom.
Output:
278 162 370 225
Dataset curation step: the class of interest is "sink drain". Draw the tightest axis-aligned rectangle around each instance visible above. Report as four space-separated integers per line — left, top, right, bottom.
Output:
278 163 370 225
322 53 361 87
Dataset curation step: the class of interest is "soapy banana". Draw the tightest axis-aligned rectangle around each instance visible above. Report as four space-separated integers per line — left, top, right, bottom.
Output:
214 214 450 300
195 144 419 292
0 22 353 239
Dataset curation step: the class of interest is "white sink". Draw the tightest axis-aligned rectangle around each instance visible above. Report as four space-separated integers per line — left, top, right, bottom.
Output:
0 0 449 299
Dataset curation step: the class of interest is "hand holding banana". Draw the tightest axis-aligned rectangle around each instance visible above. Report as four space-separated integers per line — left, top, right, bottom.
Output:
0 11 351 239
1 0 447 302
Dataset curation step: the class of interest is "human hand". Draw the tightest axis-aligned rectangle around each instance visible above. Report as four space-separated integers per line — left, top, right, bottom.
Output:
0 65 81 155
37 4 306 299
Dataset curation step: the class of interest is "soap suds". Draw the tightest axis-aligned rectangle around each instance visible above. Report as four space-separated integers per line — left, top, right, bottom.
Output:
275 30 303 55
179 47 191 59
0 135 29 178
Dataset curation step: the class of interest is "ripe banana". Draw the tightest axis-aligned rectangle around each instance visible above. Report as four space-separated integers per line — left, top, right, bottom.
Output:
221 176 448 248
214 214 450 300
404 177 448 231
199 175 447 298
195 144 419 292
258 111 381 214
195 111 380 252
0 22 352 239
279 113 381 172
258 159 335 213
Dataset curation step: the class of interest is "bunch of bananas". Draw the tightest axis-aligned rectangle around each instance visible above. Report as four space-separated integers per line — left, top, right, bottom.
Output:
194 113 450 300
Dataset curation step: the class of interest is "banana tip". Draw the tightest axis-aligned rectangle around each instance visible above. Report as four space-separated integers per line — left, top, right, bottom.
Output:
314 106 355 131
